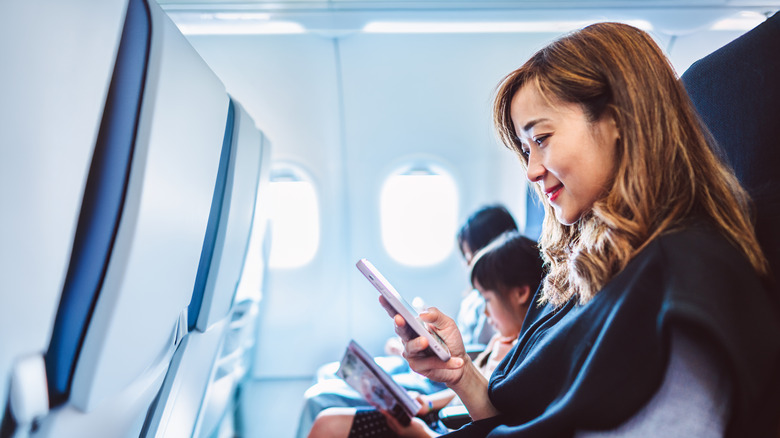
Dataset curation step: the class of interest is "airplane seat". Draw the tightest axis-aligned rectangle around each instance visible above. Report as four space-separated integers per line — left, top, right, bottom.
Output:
195 298 259 438
682 11 780 296
0 0 141 435
681 10 780 436
141 100 269 438
195 118 274 438
3 0 234 435
189 101 266 335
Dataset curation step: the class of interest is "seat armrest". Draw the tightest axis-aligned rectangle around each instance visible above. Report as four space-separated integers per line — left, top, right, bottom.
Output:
464 343 486 360
439 405 471 430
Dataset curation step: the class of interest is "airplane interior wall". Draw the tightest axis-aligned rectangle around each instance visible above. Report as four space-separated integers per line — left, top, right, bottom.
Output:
183 31 544 378
181 21 758 437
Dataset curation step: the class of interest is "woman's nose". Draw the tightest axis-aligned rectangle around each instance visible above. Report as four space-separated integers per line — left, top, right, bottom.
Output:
526 150 545 182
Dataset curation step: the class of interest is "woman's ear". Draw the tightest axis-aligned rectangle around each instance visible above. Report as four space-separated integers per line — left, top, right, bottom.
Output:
606 115 620 146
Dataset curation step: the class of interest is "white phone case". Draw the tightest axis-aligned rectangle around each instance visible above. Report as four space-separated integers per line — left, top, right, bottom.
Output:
356 258 451 361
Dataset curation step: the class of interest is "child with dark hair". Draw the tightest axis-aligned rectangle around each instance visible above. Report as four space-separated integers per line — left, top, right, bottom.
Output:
456 204 518 264
454 205 518 348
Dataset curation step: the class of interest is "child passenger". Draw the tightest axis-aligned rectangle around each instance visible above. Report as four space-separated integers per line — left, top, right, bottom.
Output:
390 21 780 437
307 231 545 438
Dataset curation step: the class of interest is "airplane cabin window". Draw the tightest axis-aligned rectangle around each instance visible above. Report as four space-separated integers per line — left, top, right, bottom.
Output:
381 165 458 266
268 165 320 269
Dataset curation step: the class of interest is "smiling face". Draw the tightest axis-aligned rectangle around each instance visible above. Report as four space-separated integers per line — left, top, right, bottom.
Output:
510 84 619 225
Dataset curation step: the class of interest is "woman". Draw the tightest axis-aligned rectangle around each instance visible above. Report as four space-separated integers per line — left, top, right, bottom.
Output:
308 231 545 438
391 22 780 437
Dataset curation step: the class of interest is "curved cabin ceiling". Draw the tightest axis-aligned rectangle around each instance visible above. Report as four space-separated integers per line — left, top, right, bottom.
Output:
157 0 780 37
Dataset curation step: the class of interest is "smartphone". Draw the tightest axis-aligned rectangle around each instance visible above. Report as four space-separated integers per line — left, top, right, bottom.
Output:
356 258 451 361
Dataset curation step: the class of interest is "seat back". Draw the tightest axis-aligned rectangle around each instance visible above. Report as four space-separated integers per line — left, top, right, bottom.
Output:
0 0 133 431
28 0 232 436
190 100 265 333
681 10 780 437
63 0 228 410
44 0 153 410
141 100 267 438
195 107 272 438
682 12 780 300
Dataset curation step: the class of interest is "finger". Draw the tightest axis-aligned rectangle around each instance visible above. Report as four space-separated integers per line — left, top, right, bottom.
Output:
407 354 464 371
393 314 419 342
404 334 430 355
418 306 449 329
447 356 465 368
378 295 398 318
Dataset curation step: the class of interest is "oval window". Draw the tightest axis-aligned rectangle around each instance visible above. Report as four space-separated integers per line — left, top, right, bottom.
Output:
380 165 458 266
267 165 320 269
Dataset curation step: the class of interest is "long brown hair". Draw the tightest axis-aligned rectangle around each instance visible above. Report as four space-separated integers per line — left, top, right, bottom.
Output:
493 22 768 306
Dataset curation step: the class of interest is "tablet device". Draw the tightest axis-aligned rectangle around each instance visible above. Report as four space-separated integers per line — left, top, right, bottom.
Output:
337 340 421 425
356 258 451 361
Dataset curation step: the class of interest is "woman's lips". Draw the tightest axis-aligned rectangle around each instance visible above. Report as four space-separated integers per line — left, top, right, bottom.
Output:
546 184 563 203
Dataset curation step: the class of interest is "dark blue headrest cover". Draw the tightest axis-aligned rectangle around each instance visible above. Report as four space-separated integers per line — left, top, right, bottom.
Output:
44 0 152 407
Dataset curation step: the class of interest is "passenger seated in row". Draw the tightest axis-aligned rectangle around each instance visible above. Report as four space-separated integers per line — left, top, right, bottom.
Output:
295 205 519 438
381 22 780 437
307 231 545 438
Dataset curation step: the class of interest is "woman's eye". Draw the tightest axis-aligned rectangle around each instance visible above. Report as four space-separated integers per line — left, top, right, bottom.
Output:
534 135 550 146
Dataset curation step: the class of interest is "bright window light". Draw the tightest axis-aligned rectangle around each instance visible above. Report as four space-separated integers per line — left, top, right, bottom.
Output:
381 167 458 266
268 168 320 269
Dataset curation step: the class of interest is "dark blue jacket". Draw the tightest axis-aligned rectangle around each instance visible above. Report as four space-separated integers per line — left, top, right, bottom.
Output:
447 225 780 437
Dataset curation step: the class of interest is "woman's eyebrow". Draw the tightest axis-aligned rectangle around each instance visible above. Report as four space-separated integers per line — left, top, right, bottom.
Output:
522 118 550 132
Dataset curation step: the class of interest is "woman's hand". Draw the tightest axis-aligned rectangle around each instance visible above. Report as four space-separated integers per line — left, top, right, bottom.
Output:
386 297 500 421
389 302 468 387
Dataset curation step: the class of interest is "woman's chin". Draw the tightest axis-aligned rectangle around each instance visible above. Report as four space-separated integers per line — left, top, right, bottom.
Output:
553 210 577 226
